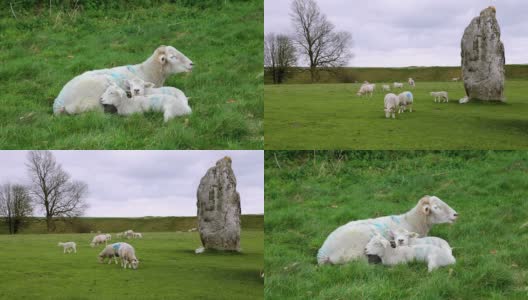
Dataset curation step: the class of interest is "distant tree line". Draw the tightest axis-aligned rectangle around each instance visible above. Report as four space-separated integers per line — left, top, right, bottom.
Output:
0 151 88 234
264 0 353 84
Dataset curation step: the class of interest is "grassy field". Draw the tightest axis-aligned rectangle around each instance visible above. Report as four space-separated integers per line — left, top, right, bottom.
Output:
0 1 263 149
0 230 263 299
265 151 528 299
265 81 528 149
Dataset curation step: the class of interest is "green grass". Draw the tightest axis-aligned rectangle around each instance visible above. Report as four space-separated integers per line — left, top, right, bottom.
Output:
0 230 263 299
0 215 264 234
265 81 528 149
265 151 528 299
0 1 263 149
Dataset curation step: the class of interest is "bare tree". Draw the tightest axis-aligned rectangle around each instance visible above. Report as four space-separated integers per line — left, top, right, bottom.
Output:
265 33 297 84
26 151 88 232
290 0 352 82
0 183 33 234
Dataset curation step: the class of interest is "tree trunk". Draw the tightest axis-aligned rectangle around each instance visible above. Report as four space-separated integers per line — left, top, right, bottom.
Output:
46 216 54 232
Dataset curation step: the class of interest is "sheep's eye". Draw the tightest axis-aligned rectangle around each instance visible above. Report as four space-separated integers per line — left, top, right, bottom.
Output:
433 205 439 209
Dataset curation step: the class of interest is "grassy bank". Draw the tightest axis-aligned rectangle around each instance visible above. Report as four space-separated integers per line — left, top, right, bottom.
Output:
0 1 263 149
264 151 528 299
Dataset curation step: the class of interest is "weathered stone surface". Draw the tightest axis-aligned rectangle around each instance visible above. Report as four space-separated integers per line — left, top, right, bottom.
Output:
196 156 241 251
461 7 505 102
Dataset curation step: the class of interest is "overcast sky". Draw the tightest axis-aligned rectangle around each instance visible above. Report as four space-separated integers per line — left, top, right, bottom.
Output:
265 0 528 67
0 151 263 217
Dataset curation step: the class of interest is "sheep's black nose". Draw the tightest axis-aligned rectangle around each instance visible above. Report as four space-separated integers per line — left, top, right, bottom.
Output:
454 213 459 217
190 63 194 66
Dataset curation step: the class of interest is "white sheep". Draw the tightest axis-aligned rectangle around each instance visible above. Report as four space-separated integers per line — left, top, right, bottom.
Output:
100 83 192 122
124 230 134 239
365 233 455 272
459 96 469 104
393 82 403 88
397 91 414 113
58 242 77 254
105 234 112 241
317 195 458 265
382 84 390 92
98 243 121 264
383 93 399 119
90 234 108 247
430 91 449 103
452 77 460 82
53 45 193 115
357 83 375 97
408 78 415 87
133 232 143 239
390 228 453 255
118 242 140 270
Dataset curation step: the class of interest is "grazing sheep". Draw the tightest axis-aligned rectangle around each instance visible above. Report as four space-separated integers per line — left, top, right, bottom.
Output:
90 234 108 248
408 78 415 88
124 230 134 239
459 96 469 104
133 232 143 239
53 45 193 115
383 93 399 119
382 84 391 91
100 83 192 122
118 243 140 270
430 91 449 103
357 83 375 97
98 243 121 264
105 234 112 241
365 233 456 272
393 82 403 88
58 242 77 254
317 195 458 265
390 228 453 255
397 91 414 113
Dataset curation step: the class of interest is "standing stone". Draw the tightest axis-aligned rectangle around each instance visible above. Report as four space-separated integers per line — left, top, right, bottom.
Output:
196 156 241 251
461 7 505 102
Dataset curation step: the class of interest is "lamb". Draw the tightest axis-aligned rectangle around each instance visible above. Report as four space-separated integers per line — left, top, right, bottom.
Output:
100 83 192 122
53 45 193 115
397 91 414 113
58 242 77 254
430 91 449 103
124 78 189 104
390 228 453 255
408 78 415 88
393 82 403 88
382 84 390 91
133 232 143 239
118 242 140 270
357 83 375 97
98 243 122 264
90 234 108 247
459 96 469 104
365 233 455 272
317 195 458 265
383 93 399 119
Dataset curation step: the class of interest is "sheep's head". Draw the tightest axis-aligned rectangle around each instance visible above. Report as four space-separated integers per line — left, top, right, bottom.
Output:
419 195 458 224
100 84 126 105
131 258 139 270
389 228 419 247
125 78 155 96
155 45 193 75
365 234 390 256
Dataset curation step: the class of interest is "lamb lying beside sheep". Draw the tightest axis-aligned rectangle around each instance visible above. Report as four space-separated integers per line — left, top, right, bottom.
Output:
58 242 77 254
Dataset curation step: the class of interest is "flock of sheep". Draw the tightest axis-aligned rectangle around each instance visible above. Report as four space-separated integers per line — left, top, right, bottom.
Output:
53 45 193 122
317 195 458 272
355 78 467 119
57 229 143 270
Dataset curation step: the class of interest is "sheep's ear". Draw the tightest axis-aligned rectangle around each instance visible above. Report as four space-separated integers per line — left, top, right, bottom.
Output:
156 46 168 65
144 82 155 88
423 204 431 215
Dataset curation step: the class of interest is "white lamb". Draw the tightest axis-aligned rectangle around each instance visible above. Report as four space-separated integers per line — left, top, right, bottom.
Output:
124 78 189 105
357 83 375 97
100 83 191 122
133 232 143 239
365 233 455 272
408 78 415 87
118 242 140 270
431 91 449 103
393 82 403 88
58 242 77 254
390 228 453 255
98 243 122 264
397 91 414 113
384 93 399 119
459 96 469 104
382 84 390 91
317 195 458 265
90 234 108 247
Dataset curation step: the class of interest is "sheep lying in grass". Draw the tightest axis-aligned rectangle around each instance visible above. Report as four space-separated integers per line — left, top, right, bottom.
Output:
430 91 449 103
98 243 122 264
90 234 108 247
125 78 189 103
100 83 192 122
317 195 458 265
357 83 375 97
397 91 414 113
118 243 140 270
393 82 403 88
390 228 452 255
383 93 399 119
58 242 77 254
459 96 469 104
382 84 390 91
365 233 455 272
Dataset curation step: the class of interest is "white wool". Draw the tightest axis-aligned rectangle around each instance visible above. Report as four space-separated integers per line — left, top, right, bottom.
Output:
317 195 458 265
390 228 453 255
382 84 391 91
90 234 108 247
393 82 404 88
408 78 415 87
98 243 121 264
397 91 414 113
195 247 205 254
384 93 399 119
58 242 77 254
459 96 469 104
357 83 375 97
118 243 139 270
430 91 449 103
